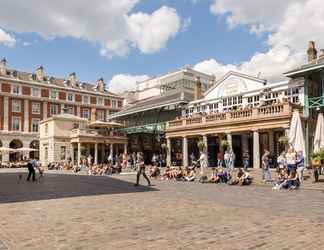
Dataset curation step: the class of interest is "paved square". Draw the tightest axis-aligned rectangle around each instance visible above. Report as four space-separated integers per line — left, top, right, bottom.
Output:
0 170 324 250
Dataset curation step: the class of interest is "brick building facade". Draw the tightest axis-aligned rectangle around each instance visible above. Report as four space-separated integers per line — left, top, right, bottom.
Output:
0 59 123 162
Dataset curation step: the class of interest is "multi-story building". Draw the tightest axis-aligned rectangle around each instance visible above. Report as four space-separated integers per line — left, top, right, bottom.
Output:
165 41 324 168
0 59 123 162
110 67 215 163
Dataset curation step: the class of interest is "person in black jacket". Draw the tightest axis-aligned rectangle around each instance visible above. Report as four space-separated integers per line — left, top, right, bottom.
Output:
26 159 36 182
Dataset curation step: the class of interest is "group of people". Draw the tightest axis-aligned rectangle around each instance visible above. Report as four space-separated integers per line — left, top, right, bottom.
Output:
272 148 304 190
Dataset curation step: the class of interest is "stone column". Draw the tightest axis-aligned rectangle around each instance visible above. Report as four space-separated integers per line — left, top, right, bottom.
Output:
3 96 8 131
268 130 274 154
182 136 188 167
94 143 98 165
166 137 171 167
77 142 81 165
124 143 128 155
71 143 75 164
101 144 105 163
24 100 29 132
110 143 114 158
226 132 232 151
203 134 208 168
2 140 9 162
253 130 260 168
43 101 48 119
77 106 81 117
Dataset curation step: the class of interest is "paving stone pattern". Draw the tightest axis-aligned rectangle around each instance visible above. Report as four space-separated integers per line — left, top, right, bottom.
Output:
0 169 324 250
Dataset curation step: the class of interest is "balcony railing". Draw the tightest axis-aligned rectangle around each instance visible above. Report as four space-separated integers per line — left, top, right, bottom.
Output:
71 129 126 138
167 103 293 129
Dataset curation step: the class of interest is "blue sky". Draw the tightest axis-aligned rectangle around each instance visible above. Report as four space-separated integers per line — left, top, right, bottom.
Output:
0 0 322 92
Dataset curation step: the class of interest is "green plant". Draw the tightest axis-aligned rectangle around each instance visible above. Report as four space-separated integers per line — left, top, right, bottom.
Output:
197 140 205 151
278 136 289 145
312 148 324 161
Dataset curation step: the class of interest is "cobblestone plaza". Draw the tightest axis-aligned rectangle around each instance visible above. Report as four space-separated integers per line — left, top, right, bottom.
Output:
0 170 324 250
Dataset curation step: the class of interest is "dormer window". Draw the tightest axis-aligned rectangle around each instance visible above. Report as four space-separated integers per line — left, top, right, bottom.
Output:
12 85 21 95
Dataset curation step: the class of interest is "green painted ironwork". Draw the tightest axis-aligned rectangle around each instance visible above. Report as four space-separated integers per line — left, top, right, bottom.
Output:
304 78 310 167
118 122 166 134
308 96 324 108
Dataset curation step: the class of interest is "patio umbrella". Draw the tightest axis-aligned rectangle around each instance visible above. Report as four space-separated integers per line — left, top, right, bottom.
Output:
313 113 324 153
14 147 37 152
288 110 305 155
0 147 16 153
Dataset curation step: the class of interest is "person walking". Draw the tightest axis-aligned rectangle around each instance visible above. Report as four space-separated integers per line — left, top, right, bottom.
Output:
26 159 36 182
135 153 151 186
261 149 272 182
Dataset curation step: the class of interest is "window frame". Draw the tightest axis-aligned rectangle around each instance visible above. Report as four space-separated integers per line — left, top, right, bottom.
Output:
12 116 20 131
50 90 58 100
12 99 21 113
31 87 40 97
31 118 40 132
12 85 21 95
31 102 41 114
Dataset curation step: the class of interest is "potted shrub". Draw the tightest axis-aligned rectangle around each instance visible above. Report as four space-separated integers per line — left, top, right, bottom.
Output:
311 152 321 166
278 136 289 146
197 139 205 152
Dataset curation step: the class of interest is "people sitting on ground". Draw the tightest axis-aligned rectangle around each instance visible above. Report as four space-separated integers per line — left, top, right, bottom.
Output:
161 166 172 180
184 168 196 182
273 170 299 190
149 165 160 178
228 168 244 185
209 168 219 183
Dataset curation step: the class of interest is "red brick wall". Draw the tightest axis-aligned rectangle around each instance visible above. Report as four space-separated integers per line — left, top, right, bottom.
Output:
105 99 111 107
59 91 66 100
75 94 82 102
22 86 31 95
90 96 96 105
41 88 49 98
118 100 122 108
1 83 11 93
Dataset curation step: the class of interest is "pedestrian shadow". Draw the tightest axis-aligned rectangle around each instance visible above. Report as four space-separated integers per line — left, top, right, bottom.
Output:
0 172 158 204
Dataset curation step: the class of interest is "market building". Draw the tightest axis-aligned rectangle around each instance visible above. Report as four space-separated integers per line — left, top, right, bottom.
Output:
109 67 215 163
0 59 123 162
165 41 324 168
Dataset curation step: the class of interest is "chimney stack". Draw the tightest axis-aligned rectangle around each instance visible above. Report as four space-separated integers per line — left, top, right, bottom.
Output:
194 76 202 101
68 72 77 87
0 58 7 75
307 41 317 63
96 78 106 92
35 66 45 81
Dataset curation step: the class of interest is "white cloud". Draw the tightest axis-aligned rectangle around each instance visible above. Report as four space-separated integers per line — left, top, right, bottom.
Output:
0 28 16 47
0 1 182 57
198 0 324 82
109 74 150 93
126 6 181 54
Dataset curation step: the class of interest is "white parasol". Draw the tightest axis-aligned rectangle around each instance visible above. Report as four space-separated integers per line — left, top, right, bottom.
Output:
314 113 324 153
14 147 38 152
288 110 305 155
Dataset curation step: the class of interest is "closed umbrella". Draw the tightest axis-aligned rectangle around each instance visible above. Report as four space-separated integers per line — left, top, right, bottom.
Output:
288 110 305 155
313 113 324 153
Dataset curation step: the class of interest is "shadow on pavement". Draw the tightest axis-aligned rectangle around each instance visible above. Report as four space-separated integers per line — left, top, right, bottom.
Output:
0 172 158 204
